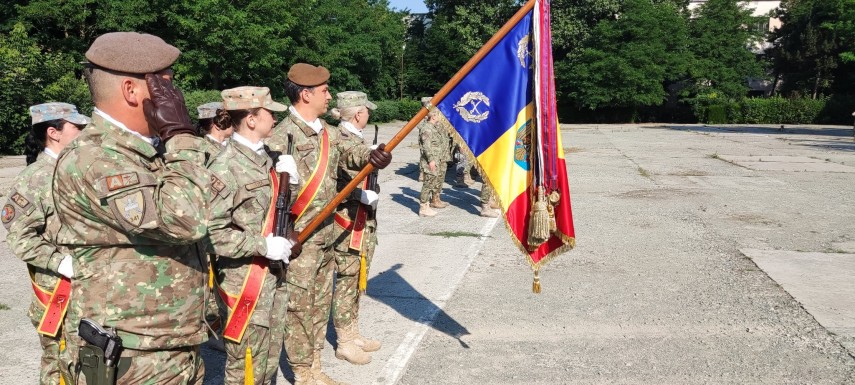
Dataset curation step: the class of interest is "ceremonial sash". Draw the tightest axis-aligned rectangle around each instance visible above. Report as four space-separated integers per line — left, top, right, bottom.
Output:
219 168 278 343
333 179 370 251
291 129 330 221
29 268 71 337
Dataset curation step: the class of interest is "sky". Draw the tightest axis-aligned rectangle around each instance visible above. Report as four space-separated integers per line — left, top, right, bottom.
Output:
387 0 428 13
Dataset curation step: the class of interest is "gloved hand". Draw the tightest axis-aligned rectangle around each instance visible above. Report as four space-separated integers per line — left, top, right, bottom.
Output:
360 189 379 210
275 155 299 184
287 232 302 259
369 143 392 169
265 234 293 262
57 255 73 279
143 74 196 143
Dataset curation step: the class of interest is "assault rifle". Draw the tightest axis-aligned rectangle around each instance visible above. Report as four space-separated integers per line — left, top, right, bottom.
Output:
271 133 301 285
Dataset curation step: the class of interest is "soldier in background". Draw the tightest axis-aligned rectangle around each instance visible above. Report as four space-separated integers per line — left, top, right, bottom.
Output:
206 86 295 385
196 101 231 166
53 32 212 384
4 103 88 385
266 63 391 385
418 98 451 217
328 91 383 366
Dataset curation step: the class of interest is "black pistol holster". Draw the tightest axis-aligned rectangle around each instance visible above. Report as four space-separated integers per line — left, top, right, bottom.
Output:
75 318 129 385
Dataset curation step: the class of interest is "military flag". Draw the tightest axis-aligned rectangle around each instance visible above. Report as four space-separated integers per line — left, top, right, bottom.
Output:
429 0 575 292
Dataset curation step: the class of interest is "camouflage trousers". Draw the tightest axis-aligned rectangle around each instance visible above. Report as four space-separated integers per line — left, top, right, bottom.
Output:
480 183 495 206
60 340 204 385
224 322 285 385
284 234 336 368
331 231 376 329
36 328 62 385
419 160 447 203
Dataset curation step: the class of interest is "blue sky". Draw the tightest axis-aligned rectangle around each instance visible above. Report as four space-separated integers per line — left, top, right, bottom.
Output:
388 0 428 13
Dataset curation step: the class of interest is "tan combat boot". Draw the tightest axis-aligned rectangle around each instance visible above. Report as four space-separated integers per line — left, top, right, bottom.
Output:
489 197 500 210
430 195 449 209
335 325 372 365
419 203 437 217
418 171 424 181
351 322 381 352
463 172 475 186
312 351 351 384
293 366 315 385
480 204 499 218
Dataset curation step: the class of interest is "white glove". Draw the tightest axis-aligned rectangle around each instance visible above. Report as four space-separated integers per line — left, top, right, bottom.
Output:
360 189 379 210
265 234 293 261
275 155 299 185
370 144 379 150
57 255 73 279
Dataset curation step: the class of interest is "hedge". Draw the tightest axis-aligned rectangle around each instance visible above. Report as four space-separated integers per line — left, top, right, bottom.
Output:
694 96 855 125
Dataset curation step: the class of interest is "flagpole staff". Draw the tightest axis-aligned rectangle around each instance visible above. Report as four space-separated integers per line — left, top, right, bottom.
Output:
295 0 537 244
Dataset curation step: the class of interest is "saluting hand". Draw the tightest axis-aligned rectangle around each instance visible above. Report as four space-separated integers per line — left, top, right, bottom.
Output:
143 74 196 143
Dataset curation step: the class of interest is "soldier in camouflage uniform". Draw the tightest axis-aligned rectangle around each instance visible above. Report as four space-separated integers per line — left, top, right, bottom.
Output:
265 64 391 385
328 91 383 365
206 87 295 385
196 101 231 167
418 98 451 217
53 32 212 384
3 103 88 385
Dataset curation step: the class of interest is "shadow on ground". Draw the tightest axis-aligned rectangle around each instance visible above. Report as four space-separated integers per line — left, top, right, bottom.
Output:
665 124 855 138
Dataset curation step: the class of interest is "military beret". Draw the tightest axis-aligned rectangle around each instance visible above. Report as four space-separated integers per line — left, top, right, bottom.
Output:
85 32 180 74
287 63 330 87
29 102 91 126
336 91 377 111
197 102 223 120
221 86 288 112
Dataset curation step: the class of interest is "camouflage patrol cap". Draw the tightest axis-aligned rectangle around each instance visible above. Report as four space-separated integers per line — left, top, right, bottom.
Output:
197 102 223 119
29 103 91 126
287 63 330 87
85 32 180 74
336 91 377 110
221 87 288 112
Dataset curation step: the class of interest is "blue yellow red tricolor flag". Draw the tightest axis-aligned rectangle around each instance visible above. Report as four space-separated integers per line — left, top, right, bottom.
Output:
428 0 575 292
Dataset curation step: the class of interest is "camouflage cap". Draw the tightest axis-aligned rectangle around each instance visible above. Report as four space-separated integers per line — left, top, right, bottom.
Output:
29 103 91 126
421 96 433 107
85 32 180 74
221 87 288 112
287 63 330 87
336 91 377 110
197 102 223 119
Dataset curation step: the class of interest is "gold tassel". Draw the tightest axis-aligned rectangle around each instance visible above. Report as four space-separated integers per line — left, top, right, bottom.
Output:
532 270 541 294
245 347 254 385
59 338 66 385
548 191 560 233
527 186 550 247
358 251 368 293
208 262 215 289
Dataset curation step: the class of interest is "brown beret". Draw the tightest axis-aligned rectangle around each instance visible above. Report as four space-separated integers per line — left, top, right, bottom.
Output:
287 63 330 87
86 32 180 74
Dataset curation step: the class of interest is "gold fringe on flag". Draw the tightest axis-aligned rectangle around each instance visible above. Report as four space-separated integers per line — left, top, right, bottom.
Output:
245 347 254 385
532 269 541 294
358 251 368 293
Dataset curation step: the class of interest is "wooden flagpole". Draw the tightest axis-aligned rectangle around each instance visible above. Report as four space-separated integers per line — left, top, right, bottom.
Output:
296 0 537 243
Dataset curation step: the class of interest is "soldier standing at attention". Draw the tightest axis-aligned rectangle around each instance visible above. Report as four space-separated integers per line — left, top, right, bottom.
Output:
265 63 392 385
418 99 451 217
206 86 297 385
328 91 382 365
196 101 231 166
4 103 88 385
53 32 212 384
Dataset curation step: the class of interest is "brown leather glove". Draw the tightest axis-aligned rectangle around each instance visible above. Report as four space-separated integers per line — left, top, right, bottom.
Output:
287 231 302 259
369 143 392 169
143 74 196 143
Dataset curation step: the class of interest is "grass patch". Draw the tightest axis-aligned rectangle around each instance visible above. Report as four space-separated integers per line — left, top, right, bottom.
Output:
707 153 720 159
428 231 482 238
0 304 9 311
637 167 651 178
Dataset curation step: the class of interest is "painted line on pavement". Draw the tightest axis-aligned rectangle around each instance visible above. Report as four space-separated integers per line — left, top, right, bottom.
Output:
373 216 500 385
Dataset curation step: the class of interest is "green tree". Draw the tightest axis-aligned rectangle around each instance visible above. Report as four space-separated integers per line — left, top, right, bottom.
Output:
564 0 689 117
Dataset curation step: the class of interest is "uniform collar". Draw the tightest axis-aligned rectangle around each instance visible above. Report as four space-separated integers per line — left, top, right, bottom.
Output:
288 106 322 134
288 113 321 138
90 113 159 159
206 134 228 147
43 148 59 160
93 108 155 146
231 133 270 167
340 121 363 138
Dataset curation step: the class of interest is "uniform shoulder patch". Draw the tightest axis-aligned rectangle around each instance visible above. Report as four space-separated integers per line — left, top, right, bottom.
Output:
211 174 227 193
10 192 30 208
105 172 140 191
1 204 16 224
115 191 146 227
245 179 270 191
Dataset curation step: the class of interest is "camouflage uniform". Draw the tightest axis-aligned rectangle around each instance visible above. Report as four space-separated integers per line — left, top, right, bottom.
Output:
197 102 226 167
54 113 210 384
265 112 371 373
331 123 377 332
4 153 67 385
418 118 451 203
207 139 286 385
